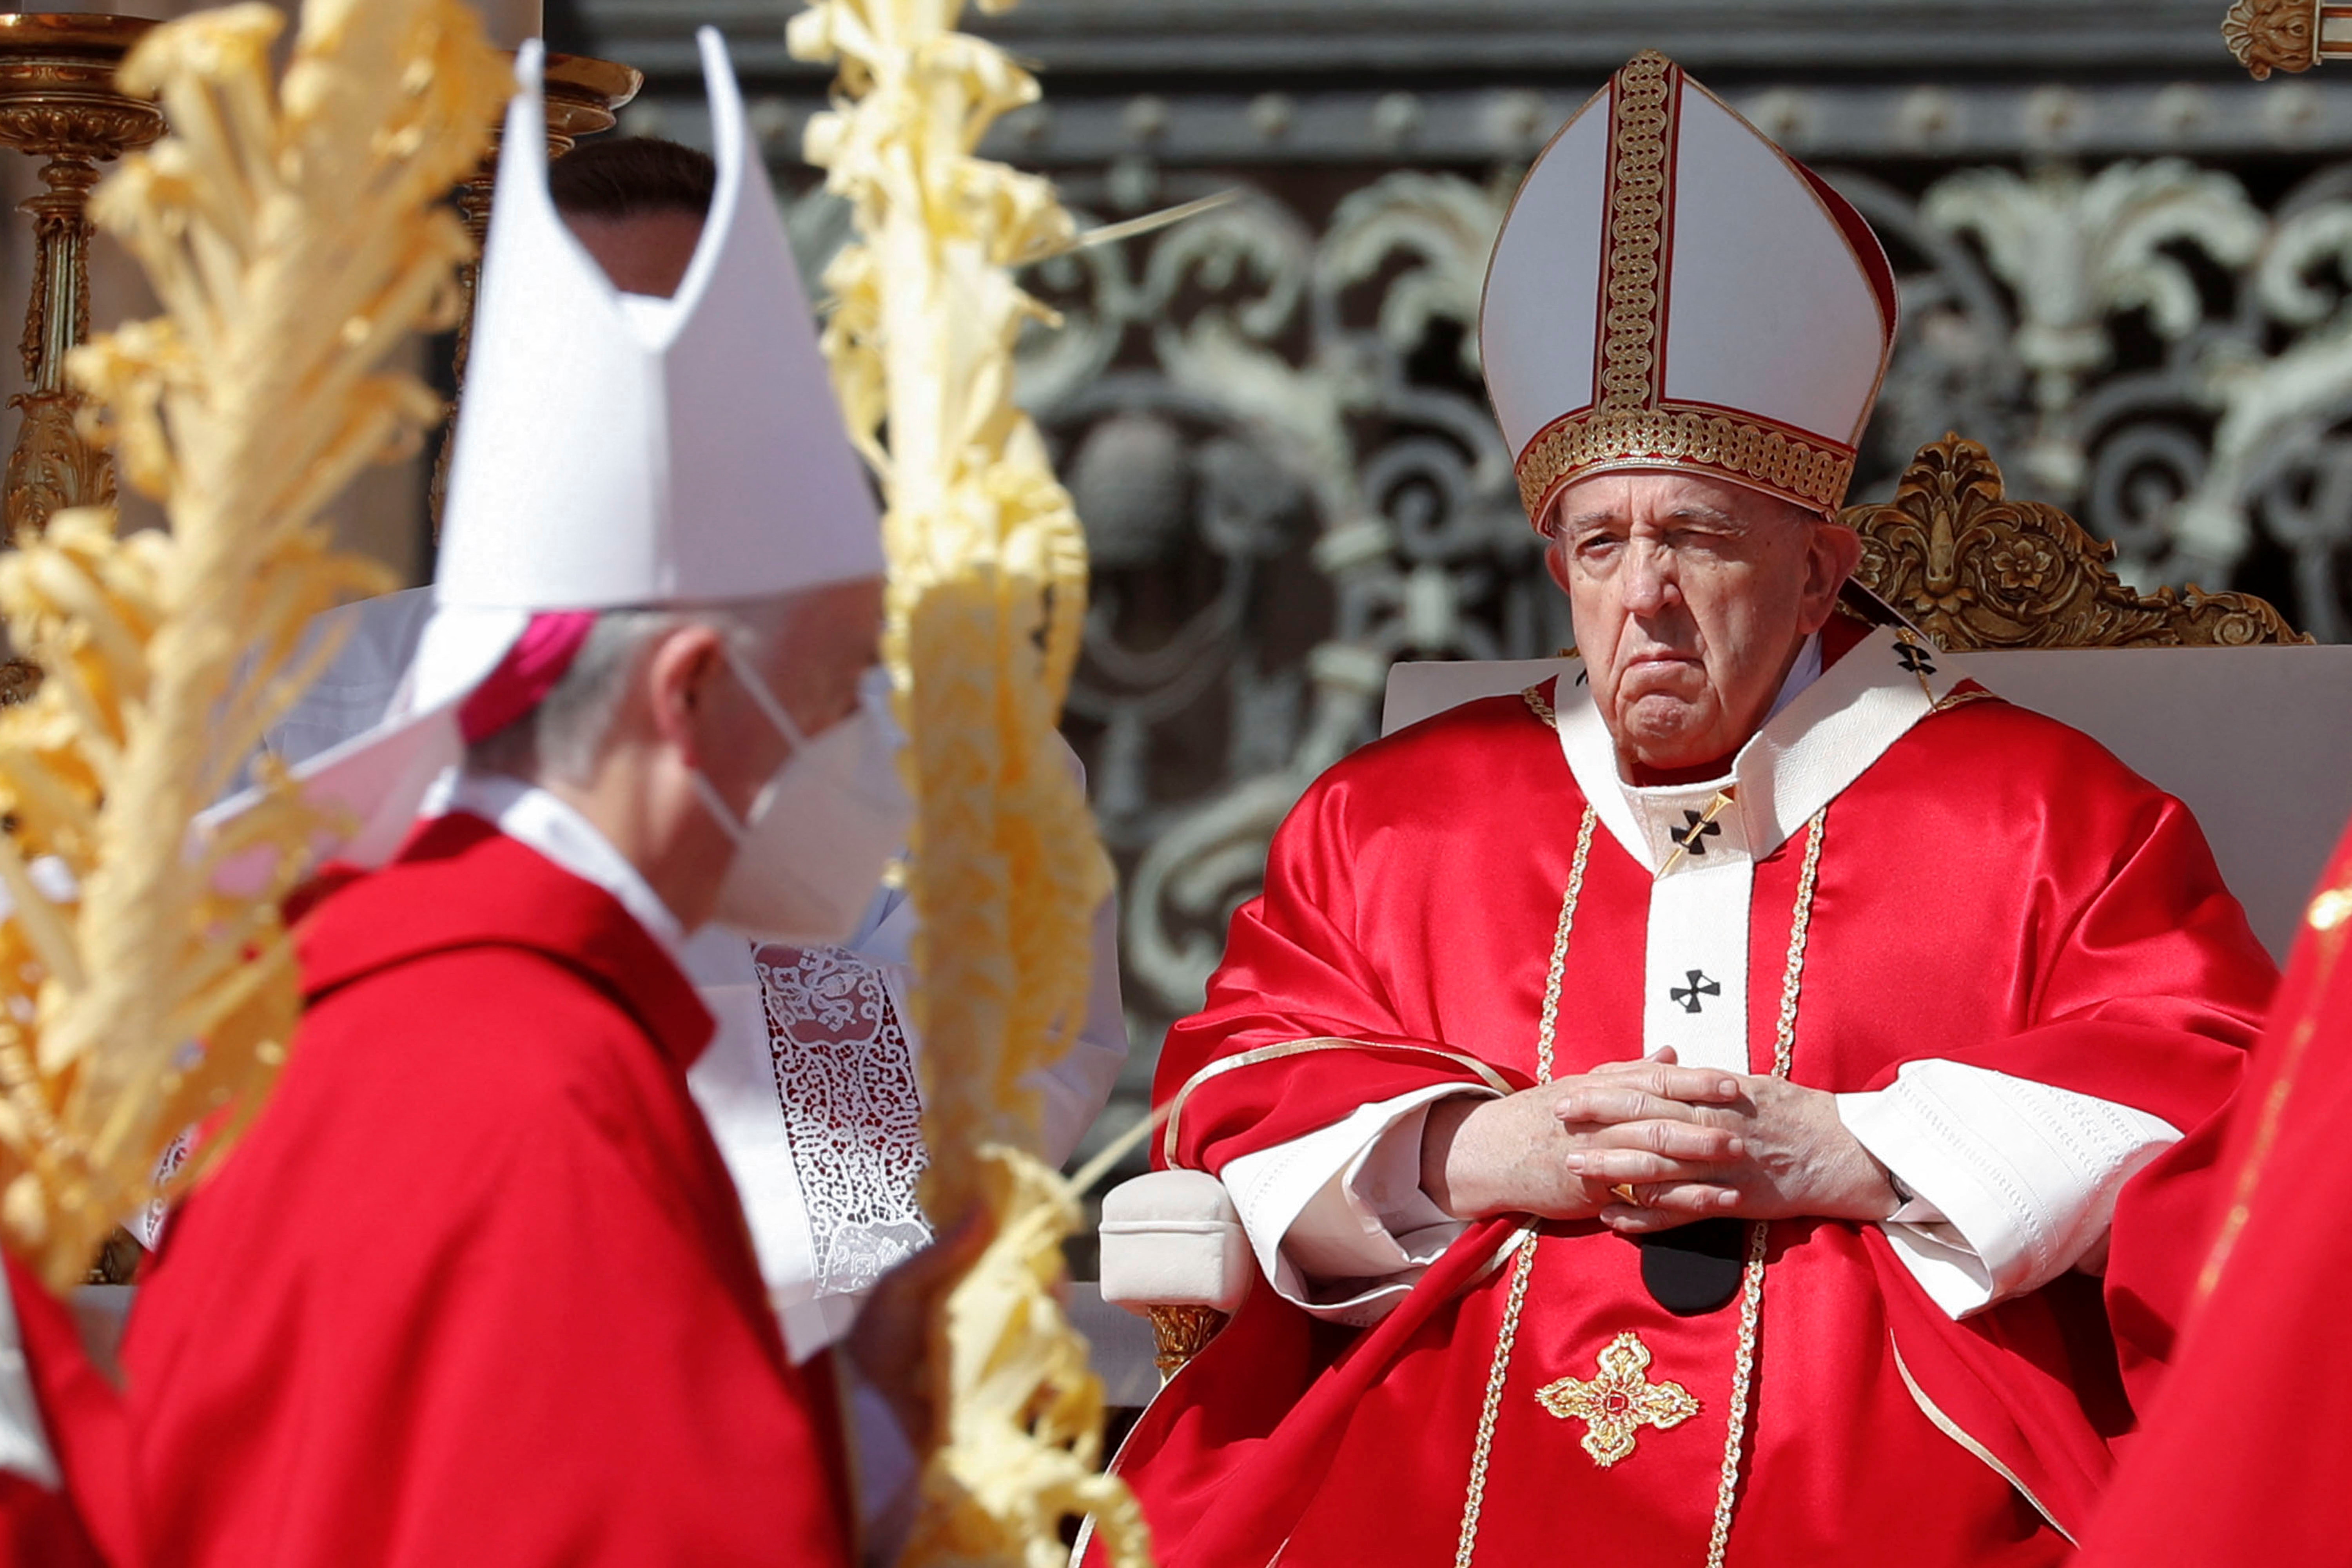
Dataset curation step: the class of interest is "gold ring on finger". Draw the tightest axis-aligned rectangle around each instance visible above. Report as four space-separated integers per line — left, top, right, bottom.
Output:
1608 1183 1640 1205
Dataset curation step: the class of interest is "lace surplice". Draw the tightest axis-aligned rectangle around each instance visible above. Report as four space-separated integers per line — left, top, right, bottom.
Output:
752 944 933 1297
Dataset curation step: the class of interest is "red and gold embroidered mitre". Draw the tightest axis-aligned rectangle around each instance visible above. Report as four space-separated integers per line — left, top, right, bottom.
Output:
1480 51 1898 533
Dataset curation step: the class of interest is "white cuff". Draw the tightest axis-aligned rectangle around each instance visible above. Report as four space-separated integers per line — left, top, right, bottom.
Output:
1838 1061 2181 1320
1220 1084 1497 1325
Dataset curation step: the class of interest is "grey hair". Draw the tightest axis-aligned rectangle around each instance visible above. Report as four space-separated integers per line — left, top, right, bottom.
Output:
466 600 790 785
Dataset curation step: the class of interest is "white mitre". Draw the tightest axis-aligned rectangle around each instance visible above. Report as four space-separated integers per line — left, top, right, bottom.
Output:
1480 50 1898 531
224 27 880 872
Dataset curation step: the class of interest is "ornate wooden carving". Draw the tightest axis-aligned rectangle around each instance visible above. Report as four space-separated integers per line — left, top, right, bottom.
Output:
1844 433 2308 652
1146 1304 1229 1378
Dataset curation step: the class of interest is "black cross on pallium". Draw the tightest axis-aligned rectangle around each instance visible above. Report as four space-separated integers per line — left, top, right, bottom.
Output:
1895 642 1937 676
1671 971 1721 1014
1670 810 1722 857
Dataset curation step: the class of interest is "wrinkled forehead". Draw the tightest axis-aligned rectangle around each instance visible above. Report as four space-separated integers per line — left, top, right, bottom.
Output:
1547 469 1821 535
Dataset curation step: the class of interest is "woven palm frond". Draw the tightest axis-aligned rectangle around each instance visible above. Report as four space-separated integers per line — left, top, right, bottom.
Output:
789 2 1150 1563
0 0 506 1291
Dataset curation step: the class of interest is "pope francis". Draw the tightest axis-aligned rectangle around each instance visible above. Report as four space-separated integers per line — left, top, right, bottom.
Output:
1101 51 2277 1568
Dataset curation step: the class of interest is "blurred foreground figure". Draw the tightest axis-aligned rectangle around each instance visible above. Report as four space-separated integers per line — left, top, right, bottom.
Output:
109 34 929 1567
266 132 1128 1369
1101 52 2276 1568
2076 835 2352 1564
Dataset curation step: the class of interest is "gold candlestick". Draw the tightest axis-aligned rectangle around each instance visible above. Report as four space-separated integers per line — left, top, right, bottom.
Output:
0 15 161 542
0 15 162 710
430 50 640 524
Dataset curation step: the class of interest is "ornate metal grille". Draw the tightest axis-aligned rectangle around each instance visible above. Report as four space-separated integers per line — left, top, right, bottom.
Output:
579 0 2352 1162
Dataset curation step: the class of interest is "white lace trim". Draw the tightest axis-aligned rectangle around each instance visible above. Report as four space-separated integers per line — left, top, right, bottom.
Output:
754 944 931 1296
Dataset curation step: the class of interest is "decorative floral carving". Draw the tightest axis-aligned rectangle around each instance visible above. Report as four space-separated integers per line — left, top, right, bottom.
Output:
2225 0 2319 80
1846 434 2307 650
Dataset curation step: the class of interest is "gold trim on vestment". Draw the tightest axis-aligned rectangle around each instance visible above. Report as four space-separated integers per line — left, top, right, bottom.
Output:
1700 807 1826 1568
1522 682 1561 730
1453 807 1597 1568
1162 1038 1514 1168
1450 807 1831 1568
2196 873 2352 1300
1889 1335 2076 1546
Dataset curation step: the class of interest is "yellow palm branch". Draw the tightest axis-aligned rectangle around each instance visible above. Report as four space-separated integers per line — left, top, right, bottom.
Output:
789 0 1150 1563
0 0 505 1292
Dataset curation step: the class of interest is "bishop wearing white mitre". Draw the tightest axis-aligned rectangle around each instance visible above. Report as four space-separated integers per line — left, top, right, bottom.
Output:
248 132 1127 1361
1100 51 2274 1568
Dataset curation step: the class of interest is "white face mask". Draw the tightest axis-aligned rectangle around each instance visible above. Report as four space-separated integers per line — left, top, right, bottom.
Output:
690 655 912 947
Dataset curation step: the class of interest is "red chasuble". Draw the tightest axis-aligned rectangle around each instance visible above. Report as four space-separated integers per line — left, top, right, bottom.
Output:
113 815 854 1567
2077 826 2352 1567
1102 626 2274 1568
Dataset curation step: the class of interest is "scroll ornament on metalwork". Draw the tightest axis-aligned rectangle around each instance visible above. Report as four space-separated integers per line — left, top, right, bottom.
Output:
788 0 1150 1564
1845 434 2308 650
0 0 504 1291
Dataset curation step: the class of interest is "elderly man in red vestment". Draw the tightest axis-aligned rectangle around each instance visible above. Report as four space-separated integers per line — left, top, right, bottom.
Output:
2074 847 2352 1559
1099 51 2278 1568
2 31 954 1568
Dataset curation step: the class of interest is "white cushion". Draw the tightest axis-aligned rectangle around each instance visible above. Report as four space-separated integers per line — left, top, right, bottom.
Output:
1098 1169 1252 1316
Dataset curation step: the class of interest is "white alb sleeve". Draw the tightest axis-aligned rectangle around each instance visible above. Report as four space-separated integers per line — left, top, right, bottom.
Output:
1220 1084 1499 1325
1837 1060 2182 1320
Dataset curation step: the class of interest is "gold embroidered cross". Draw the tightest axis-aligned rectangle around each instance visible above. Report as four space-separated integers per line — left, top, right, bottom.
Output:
1535 1331 1701 1467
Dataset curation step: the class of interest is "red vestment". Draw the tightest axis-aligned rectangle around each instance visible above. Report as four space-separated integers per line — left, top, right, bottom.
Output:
1103 641 2274 1568
107 814 854 1567
2076 825 2352 1566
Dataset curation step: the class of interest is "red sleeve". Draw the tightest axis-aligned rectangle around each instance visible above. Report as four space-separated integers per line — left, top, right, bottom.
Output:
1865 748 2270 1403
2076 826 2352 1567
1155 756 1531 1176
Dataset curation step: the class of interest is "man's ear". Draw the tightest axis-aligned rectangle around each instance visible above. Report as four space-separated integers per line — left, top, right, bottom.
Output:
1542 537 1573 597
1800 522 1863 633
644 624 728 769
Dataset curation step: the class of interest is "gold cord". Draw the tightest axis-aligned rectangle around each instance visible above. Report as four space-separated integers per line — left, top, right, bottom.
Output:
1702 807 1827 1568
1455 805 1593 1568
1454 805 1829 1568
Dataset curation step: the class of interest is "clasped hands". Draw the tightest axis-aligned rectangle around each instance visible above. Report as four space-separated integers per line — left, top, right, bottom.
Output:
1418 1049 1900 1233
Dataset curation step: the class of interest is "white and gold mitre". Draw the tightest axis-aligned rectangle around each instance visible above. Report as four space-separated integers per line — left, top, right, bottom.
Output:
1479 51 1898 532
